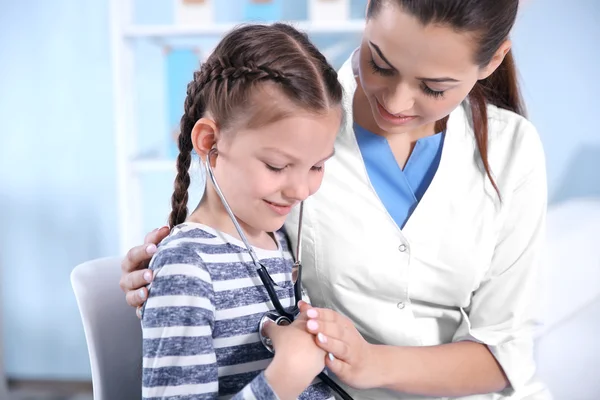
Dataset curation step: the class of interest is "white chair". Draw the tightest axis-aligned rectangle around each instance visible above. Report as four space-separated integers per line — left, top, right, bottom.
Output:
71 256 142 400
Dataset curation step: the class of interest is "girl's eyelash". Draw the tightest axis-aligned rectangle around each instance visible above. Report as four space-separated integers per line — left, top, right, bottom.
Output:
368 58 394 77
421 83 445 99
265 163 323 173
265 163 285 173
369 58 446 99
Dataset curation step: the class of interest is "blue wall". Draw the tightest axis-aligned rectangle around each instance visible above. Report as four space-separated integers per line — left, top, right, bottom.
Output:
0 0 598 380
0 0 116 378
512 0 600 203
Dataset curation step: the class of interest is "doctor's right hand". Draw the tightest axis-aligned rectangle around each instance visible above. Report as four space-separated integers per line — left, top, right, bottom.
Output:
119 226 170 316
263 317 327 399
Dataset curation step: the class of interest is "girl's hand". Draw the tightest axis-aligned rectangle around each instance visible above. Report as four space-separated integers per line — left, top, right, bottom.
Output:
262 313 327 399
300 304 380 390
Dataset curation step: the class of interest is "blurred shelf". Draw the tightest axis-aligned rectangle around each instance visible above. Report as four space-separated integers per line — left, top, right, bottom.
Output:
124 20 365 39
111 0 366 253
131 157 201 173
132 158 174 172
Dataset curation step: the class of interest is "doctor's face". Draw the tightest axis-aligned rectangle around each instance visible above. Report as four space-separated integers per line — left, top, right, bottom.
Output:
358 3 483 135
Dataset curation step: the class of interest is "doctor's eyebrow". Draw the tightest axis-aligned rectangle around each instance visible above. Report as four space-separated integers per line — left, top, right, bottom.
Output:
369 41 397 70
370 41 461 83
416 76 460 83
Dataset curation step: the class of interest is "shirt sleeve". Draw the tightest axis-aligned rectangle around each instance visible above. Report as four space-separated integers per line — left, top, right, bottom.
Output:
452 126 548 396
141 247 280 400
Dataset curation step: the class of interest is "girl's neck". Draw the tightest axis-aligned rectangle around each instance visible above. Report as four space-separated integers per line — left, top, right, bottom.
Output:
187 188 279 251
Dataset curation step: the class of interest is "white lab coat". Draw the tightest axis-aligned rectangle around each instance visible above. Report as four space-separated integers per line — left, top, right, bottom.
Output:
285 54 550 400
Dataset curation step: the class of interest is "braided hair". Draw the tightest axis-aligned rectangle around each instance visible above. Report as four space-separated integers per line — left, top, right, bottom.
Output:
169 23 343 228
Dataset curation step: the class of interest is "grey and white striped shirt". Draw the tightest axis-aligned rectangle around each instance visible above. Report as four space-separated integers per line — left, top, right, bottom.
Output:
141 223 333 400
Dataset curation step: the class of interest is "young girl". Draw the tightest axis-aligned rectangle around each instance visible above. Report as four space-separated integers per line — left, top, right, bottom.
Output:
140 24 343 400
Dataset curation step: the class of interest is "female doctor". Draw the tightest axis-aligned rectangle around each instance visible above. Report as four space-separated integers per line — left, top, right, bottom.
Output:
119 0 549 398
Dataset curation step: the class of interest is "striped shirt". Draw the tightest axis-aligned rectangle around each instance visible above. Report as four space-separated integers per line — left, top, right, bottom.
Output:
141 223 334 400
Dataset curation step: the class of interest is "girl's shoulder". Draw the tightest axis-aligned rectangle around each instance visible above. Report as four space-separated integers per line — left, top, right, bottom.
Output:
149 223 231 272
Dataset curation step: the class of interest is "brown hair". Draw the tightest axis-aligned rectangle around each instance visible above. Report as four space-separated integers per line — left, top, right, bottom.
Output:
168 23 343 228
367 0 526 197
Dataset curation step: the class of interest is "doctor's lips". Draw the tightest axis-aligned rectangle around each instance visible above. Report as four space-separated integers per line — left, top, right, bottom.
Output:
376 99 417 125
263 199 295 216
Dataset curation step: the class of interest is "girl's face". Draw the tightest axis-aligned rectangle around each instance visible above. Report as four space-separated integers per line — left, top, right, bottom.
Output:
211 104 341 235
358 3 495 135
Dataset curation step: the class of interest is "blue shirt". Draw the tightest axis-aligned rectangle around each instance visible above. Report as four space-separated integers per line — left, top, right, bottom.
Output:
354 123 445 229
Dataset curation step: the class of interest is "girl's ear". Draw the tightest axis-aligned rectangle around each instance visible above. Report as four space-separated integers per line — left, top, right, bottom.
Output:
191 117 219 158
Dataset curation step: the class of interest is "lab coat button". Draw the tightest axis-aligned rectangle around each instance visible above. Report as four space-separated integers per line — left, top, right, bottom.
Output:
396 302 406 309
398 244 407 252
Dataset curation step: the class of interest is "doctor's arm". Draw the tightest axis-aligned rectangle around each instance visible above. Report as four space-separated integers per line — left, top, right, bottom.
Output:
304 137 548 396
302 307 511 396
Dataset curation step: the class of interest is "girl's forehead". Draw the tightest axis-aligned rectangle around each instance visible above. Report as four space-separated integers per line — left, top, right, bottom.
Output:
226 111 340 156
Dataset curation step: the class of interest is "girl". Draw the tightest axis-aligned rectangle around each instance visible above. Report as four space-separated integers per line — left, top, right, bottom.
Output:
140 23 343 400
126 0 550 398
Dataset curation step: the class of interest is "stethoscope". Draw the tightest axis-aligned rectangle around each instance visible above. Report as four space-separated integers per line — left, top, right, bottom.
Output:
204 148 354 400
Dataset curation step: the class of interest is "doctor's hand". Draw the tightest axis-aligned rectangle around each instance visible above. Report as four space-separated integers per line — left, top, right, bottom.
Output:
299 303 379 390
119 226 170 316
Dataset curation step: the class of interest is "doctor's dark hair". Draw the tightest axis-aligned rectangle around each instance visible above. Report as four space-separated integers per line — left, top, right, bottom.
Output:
367 0 525 198
169 23 343 229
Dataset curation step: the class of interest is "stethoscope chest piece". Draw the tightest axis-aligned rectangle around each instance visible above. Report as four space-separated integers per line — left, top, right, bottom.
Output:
259 311 293 353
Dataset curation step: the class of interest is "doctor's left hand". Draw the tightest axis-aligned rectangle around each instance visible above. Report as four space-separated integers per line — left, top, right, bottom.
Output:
298 302 380 390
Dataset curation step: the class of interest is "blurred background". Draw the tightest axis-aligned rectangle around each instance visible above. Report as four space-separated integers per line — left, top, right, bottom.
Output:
0 0 599 399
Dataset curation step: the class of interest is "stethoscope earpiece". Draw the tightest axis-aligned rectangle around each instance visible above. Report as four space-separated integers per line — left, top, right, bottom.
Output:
206 146 218 167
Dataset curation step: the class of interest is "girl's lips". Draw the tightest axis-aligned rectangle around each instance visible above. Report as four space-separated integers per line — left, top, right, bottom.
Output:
264 200 293 216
